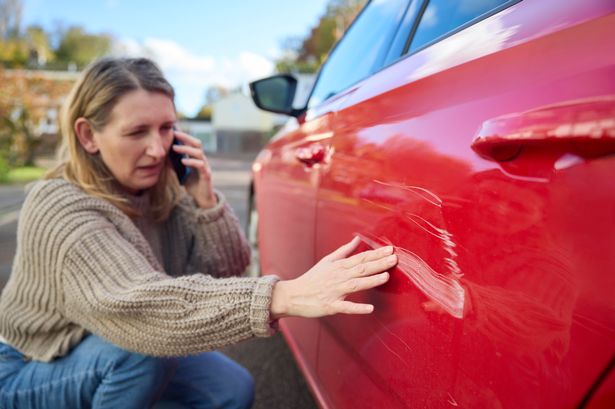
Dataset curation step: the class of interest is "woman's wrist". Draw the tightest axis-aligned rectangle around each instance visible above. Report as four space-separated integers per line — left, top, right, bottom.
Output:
270 280 293 320
192 190 218 210
195 195 217 209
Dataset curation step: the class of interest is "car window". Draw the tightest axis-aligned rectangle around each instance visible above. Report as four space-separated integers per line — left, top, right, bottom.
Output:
308 0 408 109
407 0 515 54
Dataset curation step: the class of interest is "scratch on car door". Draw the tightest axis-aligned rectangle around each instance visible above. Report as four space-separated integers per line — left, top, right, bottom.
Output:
358 232 465 319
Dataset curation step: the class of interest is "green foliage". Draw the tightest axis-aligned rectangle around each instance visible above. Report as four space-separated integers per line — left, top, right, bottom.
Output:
54 26 111 69
0 152 9 182
0 38 28 67
25 25 53 66
275 0 367 74
275 57 319 74
0 0 111 71
195 105 212 121
4 165 45 184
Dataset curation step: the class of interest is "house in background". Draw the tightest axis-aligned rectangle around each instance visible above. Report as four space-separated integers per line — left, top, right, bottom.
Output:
0 69 79 162
212 90 286 154
176 119 215 152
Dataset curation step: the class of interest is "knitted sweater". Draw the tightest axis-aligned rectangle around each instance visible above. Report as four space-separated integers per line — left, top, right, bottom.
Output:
0 178 278 362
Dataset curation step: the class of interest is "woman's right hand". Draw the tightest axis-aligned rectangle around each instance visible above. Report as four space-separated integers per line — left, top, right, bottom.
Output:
269 237 397 319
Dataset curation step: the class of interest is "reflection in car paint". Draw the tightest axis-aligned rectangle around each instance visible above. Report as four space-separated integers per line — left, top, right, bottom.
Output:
406 8 519 83
553 153 584 171
305 131 334 142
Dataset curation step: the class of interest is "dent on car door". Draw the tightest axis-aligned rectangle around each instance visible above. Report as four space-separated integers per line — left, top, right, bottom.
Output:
314 0 615 408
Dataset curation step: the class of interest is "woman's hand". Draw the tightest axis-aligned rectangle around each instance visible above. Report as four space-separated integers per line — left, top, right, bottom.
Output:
172 130 217 209
270 236 397 319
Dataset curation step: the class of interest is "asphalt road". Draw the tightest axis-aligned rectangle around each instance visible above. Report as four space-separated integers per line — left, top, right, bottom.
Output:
0 155 318 409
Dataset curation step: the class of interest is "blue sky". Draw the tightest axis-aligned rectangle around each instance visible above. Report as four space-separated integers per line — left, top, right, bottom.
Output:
22 0 330 115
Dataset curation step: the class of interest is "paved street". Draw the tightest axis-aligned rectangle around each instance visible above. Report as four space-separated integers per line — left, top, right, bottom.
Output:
0 155 317 409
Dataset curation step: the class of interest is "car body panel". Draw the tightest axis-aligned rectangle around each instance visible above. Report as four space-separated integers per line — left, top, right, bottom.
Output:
252 0 615 407
253 92 354 387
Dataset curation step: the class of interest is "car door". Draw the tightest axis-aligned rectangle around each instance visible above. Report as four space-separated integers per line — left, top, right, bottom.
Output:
252 105 335 381
314 0 615 408
253 0 412 385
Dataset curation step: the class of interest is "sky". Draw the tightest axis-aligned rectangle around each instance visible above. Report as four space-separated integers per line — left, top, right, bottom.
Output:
21 0 330 116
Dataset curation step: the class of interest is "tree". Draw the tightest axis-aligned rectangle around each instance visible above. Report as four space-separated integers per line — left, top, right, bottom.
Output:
275 0 366 74
54 26 112 69
195 105 212 121
0 67 75 166
0 37 28 67
26 25 53 67
0 0 27 68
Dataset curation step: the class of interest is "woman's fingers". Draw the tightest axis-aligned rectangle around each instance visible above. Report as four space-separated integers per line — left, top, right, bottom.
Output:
180 158 212 179
281 239 397 319
347 253 397 278
322 236 361 262
173 130 202 148
172 143 205 158
172 138 213 180
334 301 375 315
343 272 390 294
173 142 211 170
340 245 394 269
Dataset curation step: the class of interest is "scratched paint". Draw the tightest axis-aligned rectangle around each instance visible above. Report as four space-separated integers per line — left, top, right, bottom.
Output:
402 211 463 278
358 232 465 319
373 180 443 207
365 181 463 277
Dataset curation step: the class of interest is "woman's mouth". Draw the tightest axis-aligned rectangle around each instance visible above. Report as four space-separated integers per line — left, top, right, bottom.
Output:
137 162 163 174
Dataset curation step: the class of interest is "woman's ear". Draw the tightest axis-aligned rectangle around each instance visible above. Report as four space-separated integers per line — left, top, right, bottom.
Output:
74 118 99 154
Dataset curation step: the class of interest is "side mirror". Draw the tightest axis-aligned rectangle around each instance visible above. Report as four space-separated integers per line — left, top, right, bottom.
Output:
249 74 303 117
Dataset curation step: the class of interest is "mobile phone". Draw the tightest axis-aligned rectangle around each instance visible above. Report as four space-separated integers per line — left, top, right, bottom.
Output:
169 136 192 185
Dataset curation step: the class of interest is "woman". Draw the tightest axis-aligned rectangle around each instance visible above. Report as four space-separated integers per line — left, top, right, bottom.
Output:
0 57 396 409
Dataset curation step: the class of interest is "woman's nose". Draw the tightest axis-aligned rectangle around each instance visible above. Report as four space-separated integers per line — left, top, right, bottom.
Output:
146 134 166 159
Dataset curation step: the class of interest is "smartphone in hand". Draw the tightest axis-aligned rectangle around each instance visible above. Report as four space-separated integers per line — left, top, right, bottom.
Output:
169 136 192 185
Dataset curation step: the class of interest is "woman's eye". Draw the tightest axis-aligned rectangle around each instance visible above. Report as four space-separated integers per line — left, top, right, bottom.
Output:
127 129 146 137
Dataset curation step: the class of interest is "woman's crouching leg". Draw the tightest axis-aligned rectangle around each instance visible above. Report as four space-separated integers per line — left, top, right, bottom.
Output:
86 335 177 409
0 334 176 409
158 351 254 409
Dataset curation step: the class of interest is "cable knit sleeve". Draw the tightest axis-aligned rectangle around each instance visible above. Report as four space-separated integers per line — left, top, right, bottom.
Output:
173 191 251 278
62 224 278 357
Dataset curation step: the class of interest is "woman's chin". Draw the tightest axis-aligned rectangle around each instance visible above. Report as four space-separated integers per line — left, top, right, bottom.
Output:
119 176 160 194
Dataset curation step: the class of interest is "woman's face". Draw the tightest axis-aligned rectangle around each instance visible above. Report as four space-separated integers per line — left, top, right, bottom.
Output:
92 89 176 193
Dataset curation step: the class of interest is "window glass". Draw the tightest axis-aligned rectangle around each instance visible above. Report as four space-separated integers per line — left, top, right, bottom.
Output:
308 0 408 109
409 0 511 53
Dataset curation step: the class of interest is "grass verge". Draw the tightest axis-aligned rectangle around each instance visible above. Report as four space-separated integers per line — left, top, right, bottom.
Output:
2 166 46 184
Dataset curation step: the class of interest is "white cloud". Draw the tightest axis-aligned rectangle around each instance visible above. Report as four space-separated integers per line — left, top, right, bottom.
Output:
112 38 274 116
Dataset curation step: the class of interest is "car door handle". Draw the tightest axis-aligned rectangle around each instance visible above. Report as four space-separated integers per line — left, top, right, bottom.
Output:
295 144 326 167
471 97 615 162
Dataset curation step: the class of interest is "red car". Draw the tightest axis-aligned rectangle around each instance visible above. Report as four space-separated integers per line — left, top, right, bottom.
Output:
248 0 615 407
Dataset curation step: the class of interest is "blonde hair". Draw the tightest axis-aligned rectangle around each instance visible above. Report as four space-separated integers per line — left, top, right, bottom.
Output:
46 57 183 221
